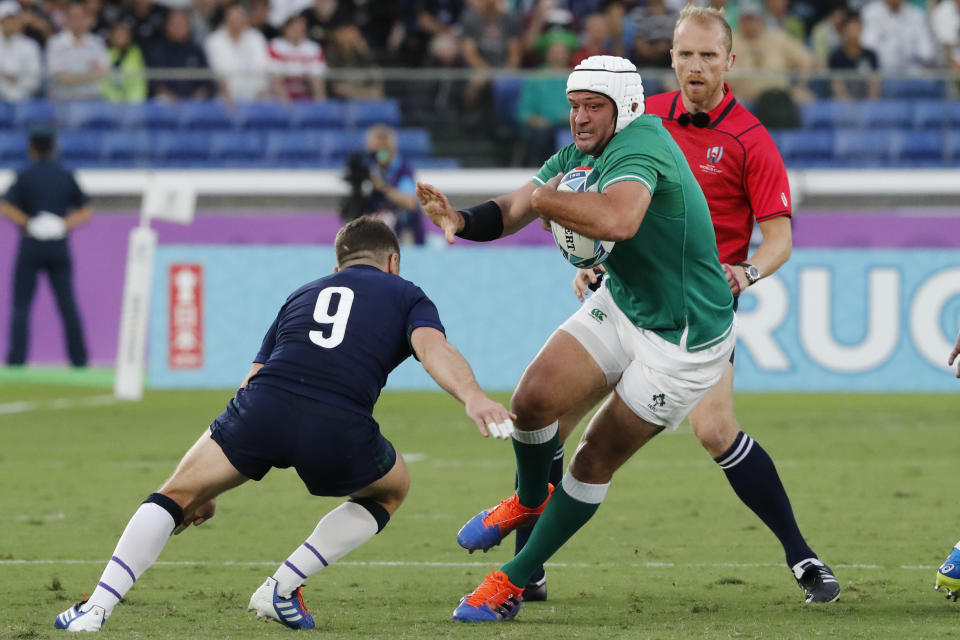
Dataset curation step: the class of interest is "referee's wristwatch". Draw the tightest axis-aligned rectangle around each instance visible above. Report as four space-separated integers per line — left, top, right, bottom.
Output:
735 262 761 286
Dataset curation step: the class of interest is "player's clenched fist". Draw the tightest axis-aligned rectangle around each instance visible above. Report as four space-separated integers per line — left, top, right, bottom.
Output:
416 181 463 244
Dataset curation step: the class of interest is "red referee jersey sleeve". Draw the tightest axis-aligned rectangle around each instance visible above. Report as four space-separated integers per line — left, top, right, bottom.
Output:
743 129 792 222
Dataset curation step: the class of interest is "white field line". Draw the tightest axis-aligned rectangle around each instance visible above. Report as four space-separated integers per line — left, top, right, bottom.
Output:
0 394 120 415
0 559 928 570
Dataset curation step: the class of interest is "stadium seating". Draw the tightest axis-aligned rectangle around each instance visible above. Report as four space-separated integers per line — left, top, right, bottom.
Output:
0 98 454 169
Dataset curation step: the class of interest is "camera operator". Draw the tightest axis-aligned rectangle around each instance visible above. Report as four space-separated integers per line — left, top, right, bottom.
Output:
362 124 424 246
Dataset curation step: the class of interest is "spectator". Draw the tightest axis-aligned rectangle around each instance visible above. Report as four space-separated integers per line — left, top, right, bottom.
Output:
248 0 278 40
16 0 53 45
102 20 147 103
516 36 574 166
731 2 814 101
204 3 269 102
187 0 217 45
461 0 522 70
302 0 352 49
572 12 612 66
460 0 521 129
627 0 676 67
600 0 628 56
353 0 403 64
365 124 424 246
0 1 42 101
521 1 574 65
46 0 109 101
325 24 383 99
1 126 92 368
128 0 168 47
394 0 464 67
146 9 213 101
268 13 327 101
763 0 805 43
409 32 468 132
809 3 846 63
932 0 960 70
828 12 879 99
269 0 312 29
860 0 934 73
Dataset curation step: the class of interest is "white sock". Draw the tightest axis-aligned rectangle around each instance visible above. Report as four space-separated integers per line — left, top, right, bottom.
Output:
272 502 379 598
561 469 610 504
82 503 176 617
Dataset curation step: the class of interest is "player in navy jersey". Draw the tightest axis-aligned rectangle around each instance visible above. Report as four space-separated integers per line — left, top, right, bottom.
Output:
54 216 515 632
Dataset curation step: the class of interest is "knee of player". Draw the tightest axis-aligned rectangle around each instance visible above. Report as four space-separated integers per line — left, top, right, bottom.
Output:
691 417 740 455
567 446 615 485
510 386 559 428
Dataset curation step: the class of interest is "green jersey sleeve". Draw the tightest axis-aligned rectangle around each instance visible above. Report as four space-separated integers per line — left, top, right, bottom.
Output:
595 123 662 196
532 144 574 185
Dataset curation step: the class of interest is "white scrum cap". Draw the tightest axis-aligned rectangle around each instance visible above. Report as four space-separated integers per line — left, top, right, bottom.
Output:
566 55 645 133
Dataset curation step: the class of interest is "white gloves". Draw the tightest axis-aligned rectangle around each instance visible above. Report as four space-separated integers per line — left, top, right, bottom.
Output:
26 212 67 241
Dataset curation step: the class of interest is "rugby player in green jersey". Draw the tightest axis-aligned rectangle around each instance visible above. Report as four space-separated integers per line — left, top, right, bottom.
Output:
417 55 737 622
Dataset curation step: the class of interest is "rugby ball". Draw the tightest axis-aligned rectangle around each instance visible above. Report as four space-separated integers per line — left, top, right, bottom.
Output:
549 167 614 269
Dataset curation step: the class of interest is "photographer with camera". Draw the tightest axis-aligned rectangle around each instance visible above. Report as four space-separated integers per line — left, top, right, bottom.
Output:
340 124 424 246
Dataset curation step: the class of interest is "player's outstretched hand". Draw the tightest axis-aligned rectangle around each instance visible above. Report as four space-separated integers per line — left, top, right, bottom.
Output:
573 265 606 302
949 330 960 378
416 181 462 244
464 392 516 440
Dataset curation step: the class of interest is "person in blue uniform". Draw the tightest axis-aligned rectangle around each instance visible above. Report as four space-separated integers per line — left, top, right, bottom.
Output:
53 216 515 633
365 124 425 246
1 125 92 367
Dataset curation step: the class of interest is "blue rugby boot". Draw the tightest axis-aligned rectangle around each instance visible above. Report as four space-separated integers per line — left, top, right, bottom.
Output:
936 542 960 601
452 569 523 622
248 577 315 629
457 484 554 552
792 558 840 603
54 599 106 632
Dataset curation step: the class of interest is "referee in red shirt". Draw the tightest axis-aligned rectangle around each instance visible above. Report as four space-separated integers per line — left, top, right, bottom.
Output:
574 7 839 603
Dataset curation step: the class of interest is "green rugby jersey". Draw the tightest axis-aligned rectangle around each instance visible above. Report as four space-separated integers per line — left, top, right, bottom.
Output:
533 115 734 351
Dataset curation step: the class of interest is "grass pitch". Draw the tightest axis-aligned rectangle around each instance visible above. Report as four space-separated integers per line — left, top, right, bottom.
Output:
1 380 959 639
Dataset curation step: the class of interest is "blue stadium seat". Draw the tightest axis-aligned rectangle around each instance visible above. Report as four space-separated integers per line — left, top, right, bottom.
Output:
233 101 289 129
0 131 27 162
861 100 912 129
912 100 945 129
882 77 945 99
414 157 461 169
775 130 835 164
210 131 264 161
801 100 859 129
554 127 573 150
323 130 366 159
152 131 214 161
492 76 524 127
899 130 944 164
347 100 400 127
946 133 960 164
396 128 431 157
177 100 233 129
265 130 326 162
833 129 901 166
100 131 152 162
12 100 55 128
286 100 348 128
60 101 124 129
58 131 104 164
0 102 13 129
946 102 960 129
137 101 180 129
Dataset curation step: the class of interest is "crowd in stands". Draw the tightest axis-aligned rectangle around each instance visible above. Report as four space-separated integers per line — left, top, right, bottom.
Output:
0 0 957 106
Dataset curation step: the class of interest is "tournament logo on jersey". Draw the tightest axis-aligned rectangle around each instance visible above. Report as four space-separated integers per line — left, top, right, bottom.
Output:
169 264 203 369
706 146 724 164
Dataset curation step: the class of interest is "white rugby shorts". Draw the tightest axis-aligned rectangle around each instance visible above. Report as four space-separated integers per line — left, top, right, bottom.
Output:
559 283 735 431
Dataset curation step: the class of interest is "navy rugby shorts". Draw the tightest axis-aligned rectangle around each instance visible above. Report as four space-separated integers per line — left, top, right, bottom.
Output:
208 383 397 496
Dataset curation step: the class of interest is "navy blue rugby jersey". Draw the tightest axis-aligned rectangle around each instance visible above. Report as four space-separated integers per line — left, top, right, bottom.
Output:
250 264 444 414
